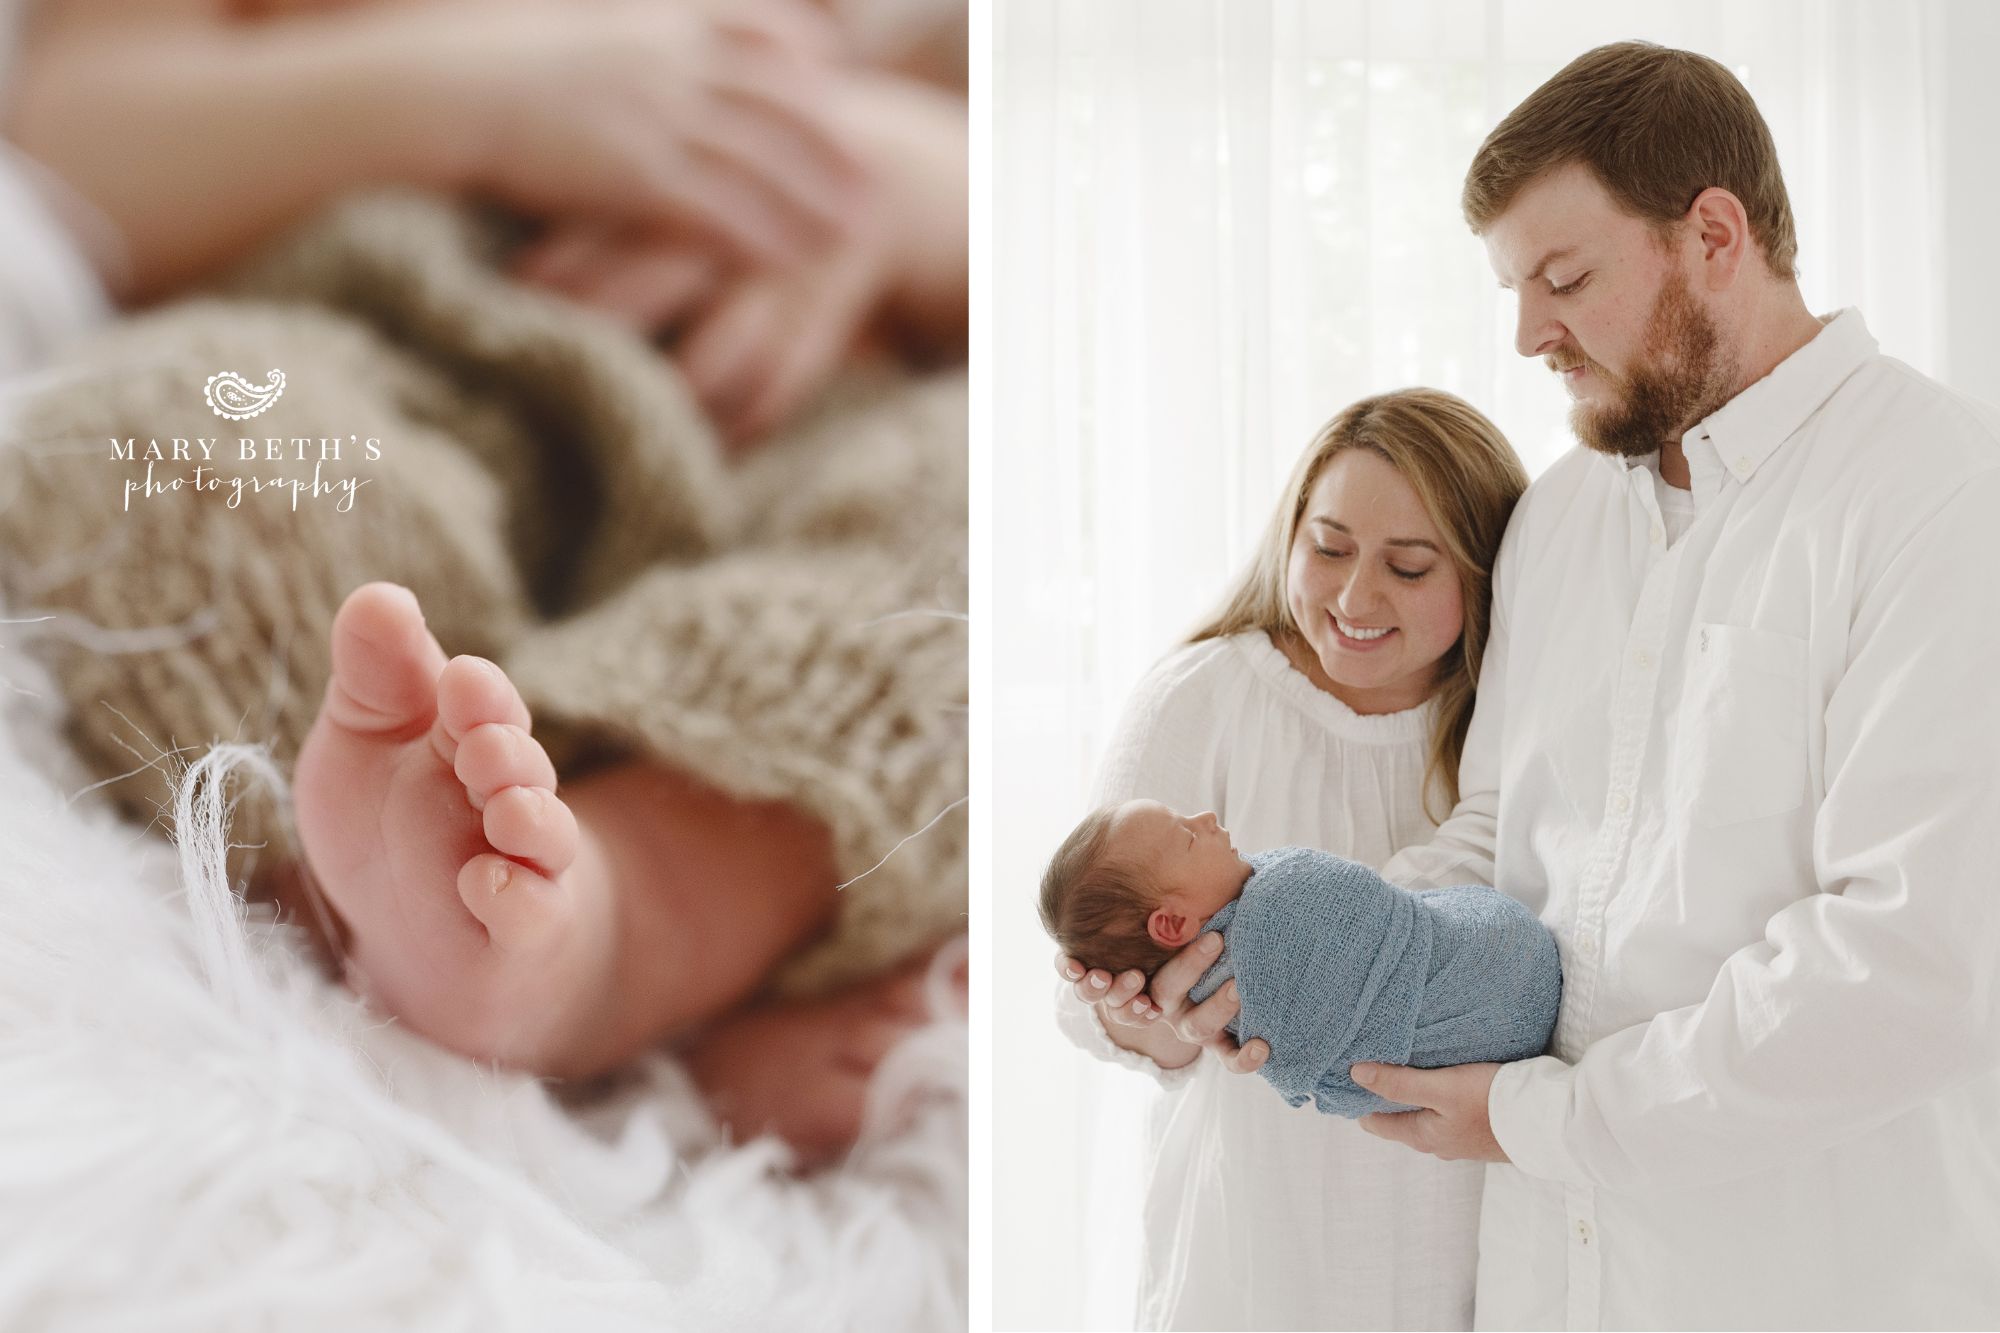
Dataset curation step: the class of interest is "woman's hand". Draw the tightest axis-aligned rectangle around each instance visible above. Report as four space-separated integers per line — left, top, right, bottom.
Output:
1056 934 1271 1076
1056 951 1199 1070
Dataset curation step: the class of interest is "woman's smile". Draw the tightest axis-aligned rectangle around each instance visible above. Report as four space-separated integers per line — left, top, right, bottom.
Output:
1330 613 1397 649
1284 449 1466 713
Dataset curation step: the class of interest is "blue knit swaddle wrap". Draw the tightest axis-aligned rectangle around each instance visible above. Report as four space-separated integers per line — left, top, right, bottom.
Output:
1187 847 1562 1117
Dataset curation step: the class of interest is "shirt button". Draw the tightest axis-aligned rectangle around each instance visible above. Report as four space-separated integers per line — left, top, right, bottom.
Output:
1576 935 1598 959
1634 649 1652 669
1650 523 1664 544
1736 455 1752 472
1611 793 1631 814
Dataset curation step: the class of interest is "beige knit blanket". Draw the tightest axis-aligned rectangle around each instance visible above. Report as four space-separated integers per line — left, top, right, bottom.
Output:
0 194 966 997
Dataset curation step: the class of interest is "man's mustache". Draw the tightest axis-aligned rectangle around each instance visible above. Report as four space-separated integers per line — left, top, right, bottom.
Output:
1545 347 1605 378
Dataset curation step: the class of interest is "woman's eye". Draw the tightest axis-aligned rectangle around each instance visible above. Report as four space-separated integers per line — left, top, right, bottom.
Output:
1390 566 1431 582
1314 546 1352 561
1552 274 1589 296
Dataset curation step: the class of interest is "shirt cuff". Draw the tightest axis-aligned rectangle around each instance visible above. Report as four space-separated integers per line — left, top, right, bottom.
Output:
1051 981 1200 1091
1488 1054 1588 1186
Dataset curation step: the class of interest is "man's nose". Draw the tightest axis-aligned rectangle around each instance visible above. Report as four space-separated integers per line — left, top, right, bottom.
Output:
1514 290 1564 359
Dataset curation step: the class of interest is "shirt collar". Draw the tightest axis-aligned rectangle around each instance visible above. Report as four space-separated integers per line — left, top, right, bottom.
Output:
1694 308 1877 484
1589 308 1878 486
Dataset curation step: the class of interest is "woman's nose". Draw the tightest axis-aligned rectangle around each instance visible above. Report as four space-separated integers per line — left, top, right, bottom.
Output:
1336 565 1388 617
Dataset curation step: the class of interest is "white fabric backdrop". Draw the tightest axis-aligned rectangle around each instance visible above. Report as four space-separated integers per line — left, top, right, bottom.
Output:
992 2 1993 1328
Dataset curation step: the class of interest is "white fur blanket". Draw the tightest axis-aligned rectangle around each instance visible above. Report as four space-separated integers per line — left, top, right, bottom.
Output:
0 631 966 1331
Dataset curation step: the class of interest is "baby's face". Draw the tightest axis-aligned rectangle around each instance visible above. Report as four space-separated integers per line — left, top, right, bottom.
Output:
1107 799 1252 923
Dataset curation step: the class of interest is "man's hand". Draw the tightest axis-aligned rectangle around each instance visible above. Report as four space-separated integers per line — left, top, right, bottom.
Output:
1353 1061 1509 1163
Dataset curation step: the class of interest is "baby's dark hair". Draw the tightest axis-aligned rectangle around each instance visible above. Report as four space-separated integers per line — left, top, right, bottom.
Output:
1038 804 1174 977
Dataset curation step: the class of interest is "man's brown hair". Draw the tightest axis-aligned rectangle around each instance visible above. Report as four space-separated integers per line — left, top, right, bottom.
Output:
1039 805 1173 977
1462 41 1798 279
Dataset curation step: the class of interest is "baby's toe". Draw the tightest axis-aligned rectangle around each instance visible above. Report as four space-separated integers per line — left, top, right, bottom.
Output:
429 656 532 764
482 784 578 876
456 853 570 952
323 582 449 738
453 723 557 811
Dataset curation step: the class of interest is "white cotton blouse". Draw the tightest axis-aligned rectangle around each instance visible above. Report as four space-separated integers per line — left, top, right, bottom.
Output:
1055 631 1482 1332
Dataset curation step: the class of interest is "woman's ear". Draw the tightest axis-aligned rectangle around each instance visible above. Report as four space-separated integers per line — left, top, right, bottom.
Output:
1147 906 1192 948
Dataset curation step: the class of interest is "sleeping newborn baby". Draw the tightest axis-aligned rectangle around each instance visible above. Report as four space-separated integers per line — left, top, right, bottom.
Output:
1039 799 1562 1116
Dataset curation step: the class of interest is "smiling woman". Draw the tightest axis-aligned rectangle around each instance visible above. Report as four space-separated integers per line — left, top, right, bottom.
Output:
1199 390 1525 823
1031 387 1526 1331
1282 452 1468 715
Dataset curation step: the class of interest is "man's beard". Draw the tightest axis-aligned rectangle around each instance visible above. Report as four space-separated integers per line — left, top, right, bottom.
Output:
1555 271 1735 459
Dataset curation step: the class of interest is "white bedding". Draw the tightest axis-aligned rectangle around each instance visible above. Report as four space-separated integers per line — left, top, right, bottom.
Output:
0 631 967 1332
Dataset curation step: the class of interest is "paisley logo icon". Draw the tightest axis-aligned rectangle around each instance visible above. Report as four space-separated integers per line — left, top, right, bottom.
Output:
204 369 286 420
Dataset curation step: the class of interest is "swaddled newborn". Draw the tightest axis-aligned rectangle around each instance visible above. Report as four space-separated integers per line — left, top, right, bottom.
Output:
1040 799 1561 1116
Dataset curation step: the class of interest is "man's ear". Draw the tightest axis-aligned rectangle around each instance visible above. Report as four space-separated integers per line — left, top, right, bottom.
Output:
1686 185 1749 290
1147 906 1193 949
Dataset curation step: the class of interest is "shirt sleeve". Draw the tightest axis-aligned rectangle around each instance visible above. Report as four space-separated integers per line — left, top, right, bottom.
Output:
1490 467 2000 1193
1377 514 1517 891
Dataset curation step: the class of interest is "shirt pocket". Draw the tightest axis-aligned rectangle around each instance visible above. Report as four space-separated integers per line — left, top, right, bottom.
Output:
1675 623 1809 828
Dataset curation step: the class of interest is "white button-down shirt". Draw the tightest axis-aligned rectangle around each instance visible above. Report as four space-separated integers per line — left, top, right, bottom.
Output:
1383 310 2000 1330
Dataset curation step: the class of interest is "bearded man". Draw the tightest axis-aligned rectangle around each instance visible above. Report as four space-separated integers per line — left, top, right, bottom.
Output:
1327 41 2000 1328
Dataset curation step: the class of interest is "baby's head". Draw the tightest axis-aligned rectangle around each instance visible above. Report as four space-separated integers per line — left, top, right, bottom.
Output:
1038 799 1253 975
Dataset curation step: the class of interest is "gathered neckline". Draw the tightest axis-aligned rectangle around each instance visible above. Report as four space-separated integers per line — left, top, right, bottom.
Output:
1225 631 1436 745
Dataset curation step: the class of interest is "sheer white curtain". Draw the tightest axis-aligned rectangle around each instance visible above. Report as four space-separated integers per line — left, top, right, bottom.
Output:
994 3 1984 1328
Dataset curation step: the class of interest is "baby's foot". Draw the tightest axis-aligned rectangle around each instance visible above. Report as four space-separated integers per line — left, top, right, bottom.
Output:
293 582 614 1073
681 944 967 1170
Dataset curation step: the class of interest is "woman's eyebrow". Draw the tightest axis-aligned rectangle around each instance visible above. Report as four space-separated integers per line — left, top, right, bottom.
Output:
1310 516 1441 553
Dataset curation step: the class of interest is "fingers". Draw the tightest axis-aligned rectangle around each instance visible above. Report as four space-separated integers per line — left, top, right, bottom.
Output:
1068 967 1112 1005
1350 1061 1441 1110
641 39 866 262
1358 1109 1440 1152
688 84 869 246
517 220 729 339
572 248 720 335
630 147 809 267
677 280 786 435
725 255 875 442
1211 1036 1269 1075
674 224 884 442
1052 954 1159 1023
1149 931 1225 1011
1170 978 1239 1046
717 0 847 64
1101 969 1145 1009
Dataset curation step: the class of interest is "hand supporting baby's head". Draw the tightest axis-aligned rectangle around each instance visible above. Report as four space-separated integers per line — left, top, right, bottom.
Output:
1038 799 1253 977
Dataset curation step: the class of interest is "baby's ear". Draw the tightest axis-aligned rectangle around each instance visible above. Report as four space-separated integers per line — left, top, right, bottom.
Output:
1147 907 1191 949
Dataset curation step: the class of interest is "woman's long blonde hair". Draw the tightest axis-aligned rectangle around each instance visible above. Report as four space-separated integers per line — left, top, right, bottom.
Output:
1191 388 1528 823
